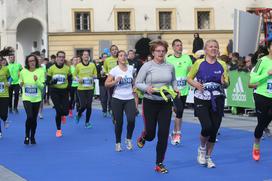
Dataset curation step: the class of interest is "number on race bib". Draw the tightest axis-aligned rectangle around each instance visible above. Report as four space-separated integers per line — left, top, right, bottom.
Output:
0 82 4 93
267 79 272 94
25 85 38 97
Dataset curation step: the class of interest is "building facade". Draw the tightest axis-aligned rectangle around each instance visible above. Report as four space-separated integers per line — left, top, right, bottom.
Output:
0 0 271 63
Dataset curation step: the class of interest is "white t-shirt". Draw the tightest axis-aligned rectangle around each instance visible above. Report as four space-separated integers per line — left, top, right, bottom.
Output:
109 65 134 100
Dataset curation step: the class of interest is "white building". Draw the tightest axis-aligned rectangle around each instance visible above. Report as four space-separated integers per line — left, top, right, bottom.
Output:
0 0 271 64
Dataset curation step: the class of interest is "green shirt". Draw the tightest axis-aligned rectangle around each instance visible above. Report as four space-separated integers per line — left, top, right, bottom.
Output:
104 56 117 74
250 56 272 98
71 65 78 87
8 63 22 85
47 64 71 89
20 69 45 102
167 54 192 96
75 62 97 90
0 66 10 98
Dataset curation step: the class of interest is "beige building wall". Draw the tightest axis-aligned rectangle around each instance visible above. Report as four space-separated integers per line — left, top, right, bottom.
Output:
47 0 271 59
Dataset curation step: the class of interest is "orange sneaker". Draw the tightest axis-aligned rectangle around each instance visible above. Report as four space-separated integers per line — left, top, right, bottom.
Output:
252 144 260 161
69 110 73 118
56 130 62 137
61 116 66 124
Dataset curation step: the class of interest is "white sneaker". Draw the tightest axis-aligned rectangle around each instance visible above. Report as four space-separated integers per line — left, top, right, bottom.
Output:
170 133 177 145
206 156 216 168
115 143 122 152
39 114 43 119
197 146 207 165
125 139 133 150
0 132 2 139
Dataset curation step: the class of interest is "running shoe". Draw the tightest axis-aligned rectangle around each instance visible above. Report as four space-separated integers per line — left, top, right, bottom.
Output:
264 128 272 137
125 139 133 150
115 143 122 152
206 156 216 168
252 144 260 161
24 137 29 145
155 163 168 174
31 138 36 145
197 146 207 165
69 110 73 118
56 130 62 138
75 115 81 124
0 132 2 139
14 108 19 114
85 122 92 129
107 110 112 117
137 136 145 148
39 113 43 119
61 116 66 124
102 112 107 117
170 132 177 145
4 121 9 129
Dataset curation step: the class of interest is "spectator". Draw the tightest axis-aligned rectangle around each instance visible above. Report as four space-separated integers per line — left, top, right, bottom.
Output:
229 52 239 71
192 33 204 53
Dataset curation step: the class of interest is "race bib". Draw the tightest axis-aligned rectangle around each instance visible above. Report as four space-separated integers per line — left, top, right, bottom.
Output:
267 79 272 93
72 79 78 85
0 82 4 93
25 85 38 97
118 77 133 87
177 77 187 89
82 77 93 87
53 74 66 84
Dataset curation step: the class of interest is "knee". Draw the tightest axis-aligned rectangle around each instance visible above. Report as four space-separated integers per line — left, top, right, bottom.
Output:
201 127 213 137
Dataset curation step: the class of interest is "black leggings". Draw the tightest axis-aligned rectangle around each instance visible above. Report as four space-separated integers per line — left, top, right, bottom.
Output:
100 85 108 113
77 90 94 123
254 93 272 139
51 88 69 130
23 101 40 138
8 84 20 109
173 95 187 119
111 98 136 143
0 98 9 122
69 87 78 110
141 98 172 164
194 96 225 143
107 87 114 111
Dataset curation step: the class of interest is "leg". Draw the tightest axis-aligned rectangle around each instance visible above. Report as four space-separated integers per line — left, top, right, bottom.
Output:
85 90 94 124
124 99 136 140
8 85 14 110
13 84 20 110
99 85 108 114
31 102 41 139
111 98 124 143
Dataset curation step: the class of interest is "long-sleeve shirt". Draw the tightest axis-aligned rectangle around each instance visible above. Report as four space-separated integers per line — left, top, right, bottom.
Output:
135 60 177 101
250 55 272 98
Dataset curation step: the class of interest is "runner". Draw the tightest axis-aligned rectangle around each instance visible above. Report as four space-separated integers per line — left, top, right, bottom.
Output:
136 40 178 173
69 56 79 117
20 55 44 144
8 54 23 113
0 56 10 138
250 40 272 161
105 50 136 151
166 39 192 145
46 51 72 137
74 51 97 128
187 39 229 168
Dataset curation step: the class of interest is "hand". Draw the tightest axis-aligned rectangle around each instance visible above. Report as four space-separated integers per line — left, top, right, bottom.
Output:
221 74 225 85
268 69 272 75
195 82 204 92
146 85 155 94
20 82 24 87
115 76 122 84
174 89 180 97
33 75 38 81
78 79 83 83
51 79 58 85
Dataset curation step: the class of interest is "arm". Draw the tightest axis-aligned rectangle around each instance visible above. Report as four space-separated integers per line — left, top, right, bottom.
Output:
250 60 268 84
105 74 121 88
187 60 204 91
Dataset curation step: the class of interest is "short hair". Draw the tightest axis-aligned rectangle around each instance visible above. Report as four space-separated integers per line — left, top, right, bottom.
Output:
110 45 118 51
128 49 135 54
232 52 240 59
50 54 56 59
204 39 219 50
56 51 65 57
117 50 126 57
172 39 182 47
149 39 168 53
25 55 40 69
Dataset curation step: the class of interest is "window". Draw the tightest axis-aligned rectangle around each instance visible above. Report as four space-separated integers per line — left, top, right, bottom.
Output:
197 11 210 29
114 9 135 31
159 12 172 30
74 12 90 31
74 48 93 60
156 9 176 31
117 12 131 30
195 8 214 30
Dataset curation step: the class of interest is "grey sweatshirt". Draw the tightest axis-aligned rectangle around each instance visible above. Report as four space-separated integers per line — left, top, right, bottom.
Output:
135 60 177 101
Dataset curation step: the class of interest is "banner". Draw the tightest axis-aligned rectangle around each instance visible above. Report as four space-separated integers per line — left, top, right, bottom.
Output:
226 71 255 108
